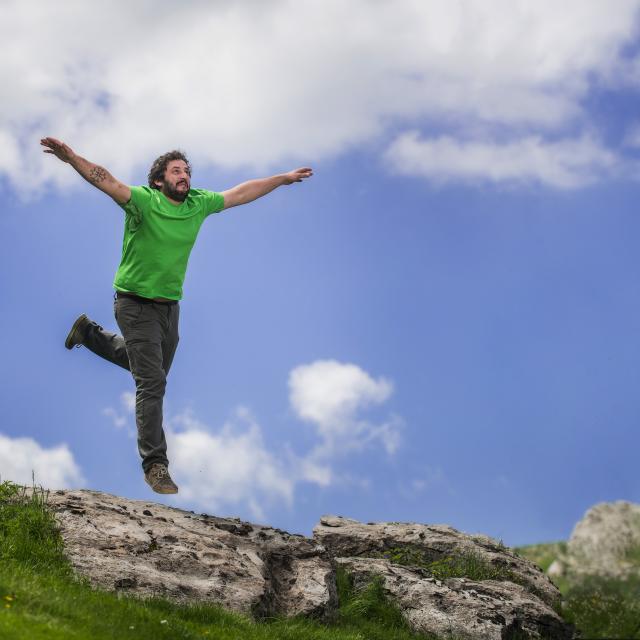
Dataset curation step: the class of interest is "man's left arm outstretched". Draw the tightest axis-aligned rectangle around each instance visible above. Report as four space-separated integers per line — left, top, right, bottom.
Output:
220 168 313 209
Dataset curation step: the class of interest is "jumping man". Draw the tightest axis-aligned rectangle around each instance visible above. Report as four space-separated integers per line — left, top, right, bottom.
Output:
41 137 312 495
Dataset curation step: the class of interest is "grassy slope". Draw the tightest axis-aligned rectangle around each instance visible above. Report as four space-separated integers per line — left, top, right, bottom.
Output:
515 542 640 639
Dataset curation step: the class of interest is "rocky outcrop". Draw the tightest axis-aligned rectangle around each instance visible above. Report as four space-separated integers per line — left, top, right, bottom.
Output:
337 557 572 640
315 515 560 606
550 500 640 580
42 489 574 639
317 516 572 640
46 489 335 619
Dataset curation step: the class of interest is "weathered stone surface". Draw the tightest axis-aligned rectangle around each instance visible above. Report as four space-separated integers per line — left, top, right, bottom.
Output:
314 515 560 607
564 500 640 579
336 557 573 640
36 490 575 637
45 489 335 618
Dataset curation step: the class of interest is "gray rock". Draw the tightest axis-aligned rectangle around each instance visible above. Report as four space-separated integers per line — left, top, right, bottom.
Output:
314 515 560 607
336 557 573 640
37 490 575 637
564 500 640 579
45 489 335 619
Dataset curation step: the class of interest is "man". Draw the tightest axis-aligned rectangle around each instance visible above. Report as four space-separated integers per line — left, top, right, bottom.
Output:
41 137 312 494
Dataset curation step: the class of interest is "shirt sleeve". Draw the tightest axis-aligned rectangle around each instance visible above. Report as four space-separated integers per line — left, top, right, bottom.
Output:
202 190 225 217
119 185 152 215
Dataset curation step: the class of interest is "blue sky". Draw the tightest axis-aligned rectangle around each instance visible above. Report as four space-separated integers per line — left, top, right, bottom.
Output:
2 1 640 547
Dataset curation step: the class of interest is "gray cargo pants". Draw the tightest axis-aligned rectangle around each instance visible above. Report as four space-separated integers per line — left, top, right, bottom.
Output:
82 292 180 473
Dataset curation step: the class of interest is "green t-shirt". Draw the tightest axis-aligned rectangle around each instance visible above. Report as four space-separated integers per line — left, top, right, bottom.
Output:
113 186 225 300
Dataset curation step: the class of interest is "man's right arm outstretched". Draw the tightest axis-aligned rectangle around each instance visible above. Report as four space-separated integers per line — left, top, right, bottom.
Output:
40 137 131 205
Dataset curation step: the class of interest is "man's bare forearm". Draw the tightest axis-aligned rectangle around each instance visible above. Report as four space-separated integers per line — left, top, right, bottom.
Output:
231 175 289 206
69 154 116 189
68 154 131 204
221 168 312 209
40 137 131 204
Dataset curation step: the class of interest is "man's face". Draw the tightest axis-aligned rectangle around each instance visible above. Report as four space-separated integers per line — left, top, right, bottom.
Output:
157 159 191 202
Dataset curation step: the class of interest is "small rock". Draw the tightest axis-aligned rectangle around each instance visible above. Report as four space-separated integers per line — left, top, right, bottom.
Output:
547 560 564 578
114 577 136 589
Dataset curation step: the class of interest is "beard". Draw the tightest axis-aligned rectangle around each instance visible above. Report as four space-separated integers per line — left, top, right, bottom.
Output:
162 180 189 202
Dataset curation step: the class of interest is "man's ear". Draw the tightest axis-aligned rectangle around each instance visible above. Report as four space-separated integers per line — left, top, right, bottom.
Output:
154 180 163 189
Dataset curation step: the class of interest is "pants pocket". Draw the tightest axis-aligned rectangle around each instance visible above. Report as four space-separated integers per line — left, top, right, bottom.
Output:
115 298 145 328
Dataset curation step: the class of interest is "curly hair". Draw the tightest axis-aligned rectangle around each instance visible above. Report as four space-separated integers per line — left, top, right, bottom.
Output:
147 150 191 190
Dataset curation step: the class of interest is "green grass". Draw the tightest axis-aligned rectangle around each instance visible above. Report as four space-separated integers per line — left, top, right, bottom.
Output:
516 540 640 639
514 541 567 574
371 544 516 582
623 539 640 566
11 479 638 639
561 575 640 639
0 480 439 640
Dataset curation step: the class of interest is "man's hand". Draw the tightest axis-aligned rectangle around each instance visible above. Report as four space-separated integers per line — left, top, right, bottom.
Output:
40 137 76 163
40 136 131 205
282 167 313 184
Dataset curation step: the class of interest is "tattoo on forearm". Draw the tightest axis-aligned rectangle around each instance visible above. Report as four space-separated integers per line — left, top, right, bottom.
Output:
89 166 107 183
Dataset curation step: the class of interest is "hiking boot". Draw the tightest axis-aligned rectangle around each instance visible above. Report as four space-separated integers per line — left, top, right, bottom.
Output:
65 314 91 349
144 464 179 494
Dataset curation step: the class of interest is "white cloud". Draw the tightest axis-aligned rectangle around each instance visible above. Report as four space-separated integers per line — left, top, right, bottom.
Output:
289 360 392 428
2 0 639 195
385 132 618 188
288 359 401 455
102 391 136 439
300 460 332 487
166 406 294 521
121 391 135 413
0 432 85 489
100 359 401 519
102 408 127 430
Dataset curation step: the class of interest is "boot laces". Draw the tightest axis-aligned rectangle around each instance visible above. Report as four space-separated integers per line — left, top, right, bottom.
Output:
151 465 169 479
